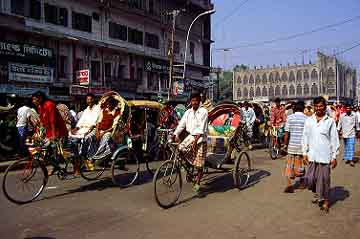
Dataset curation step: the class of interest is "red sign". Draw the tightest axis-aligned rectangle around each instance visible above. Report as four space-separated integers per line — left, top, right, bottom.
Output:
70 85 110 96
77 69 90 86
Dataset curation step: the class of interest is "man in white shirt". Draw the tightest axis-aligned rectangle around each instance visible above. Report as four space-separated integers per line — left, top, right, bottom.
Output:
16 103 32 156
173 92 208 193
303 96 340 213
338 104 359 167
242 101 256 149
69 93 100 159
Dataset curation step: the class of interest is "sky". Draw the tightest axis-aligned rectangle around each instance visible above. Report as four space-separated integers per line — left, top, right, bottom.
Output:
211 0 360 71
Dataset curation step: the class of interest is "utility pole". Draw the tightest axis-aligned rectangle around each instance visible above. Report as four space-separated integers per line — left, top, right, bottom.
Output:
166 9 185 101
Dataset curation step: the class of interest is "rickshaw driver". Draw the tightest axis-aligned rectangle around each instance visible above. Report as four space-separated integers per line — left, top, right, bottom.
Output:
172 92 209 193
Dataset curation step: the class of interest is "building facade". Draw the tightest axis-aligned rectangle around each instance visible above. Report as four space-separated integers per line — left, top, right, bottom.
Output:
233 52 357 103
0 0 213 101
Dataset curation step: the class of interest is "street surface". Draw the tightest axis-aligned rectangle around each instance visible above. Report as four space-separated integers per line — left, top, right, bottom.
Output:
1 147 359 239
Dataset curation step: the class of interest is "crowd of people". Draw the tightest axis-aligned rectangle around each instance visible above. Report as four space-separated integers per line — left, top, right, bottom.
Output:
13 90 360 212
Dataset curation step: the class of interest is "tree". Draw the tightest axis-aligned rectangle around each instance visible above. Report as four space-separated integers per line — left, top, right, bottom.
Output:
233 64 248 72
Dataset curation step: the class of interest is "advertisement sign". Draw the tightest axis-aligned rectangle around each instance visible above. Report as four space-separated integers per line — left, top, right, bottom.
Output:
0 40 53 59
0 84 49 96
8 63 54 83
145 59 184 74
77 69 90 86
173 80 185 96
70 85 110 96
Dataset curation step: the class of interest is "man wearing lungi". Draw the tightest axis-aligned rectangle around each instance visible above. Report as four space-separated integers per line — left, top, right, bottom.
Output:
242 101 256 149
173 92 208 193
337 104 359 167
283 101 307 193
303 96 339 213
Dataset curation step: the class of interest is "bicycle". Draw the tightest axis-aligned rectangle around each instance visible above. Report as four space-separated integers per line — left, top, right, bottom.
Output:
153 141 251 209
2 142 106 204
269 126 286 160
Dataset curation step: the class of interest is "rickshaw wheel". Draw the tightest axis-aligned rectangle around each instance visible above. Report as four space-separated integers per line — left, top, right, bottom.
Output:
233 151 251 190
111 149 139 188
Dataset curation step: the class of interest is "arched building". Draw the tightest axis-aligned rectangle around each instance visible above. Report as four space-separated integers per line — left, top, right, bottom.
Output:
233 52 357 103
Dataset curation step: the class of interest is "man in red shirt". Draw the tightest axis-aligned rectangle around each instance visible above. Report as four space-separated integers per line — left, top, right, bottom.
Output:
270 98 287 147
32 91 68 140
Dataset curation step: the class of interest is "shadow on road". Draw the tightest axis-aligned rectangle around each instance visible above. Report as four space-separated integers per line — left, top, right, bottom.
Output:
24 237 56 239
330 186 350 207
175 169 271 207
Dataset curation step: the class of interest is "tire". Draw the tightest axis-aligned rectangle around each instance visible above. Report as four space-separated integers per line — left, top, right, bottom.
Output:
269 138 279 160
111 149 139 188
233 151 251 190
153 160 182 209
80 159 106 181
2 159 48 204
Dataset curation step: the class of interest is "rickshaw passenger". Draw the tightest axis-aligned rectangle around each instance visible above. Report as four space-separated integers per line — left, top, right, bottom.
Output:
173 92 208 193
90 96 120 161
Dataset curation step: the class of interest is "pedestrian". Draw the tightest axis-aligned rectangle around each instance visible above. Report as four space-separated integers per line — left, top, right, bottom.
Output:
337 104 359 167
16 100 34 156
283 101 307 193
270 98 287 149
242 101 256 149
303 96 339 213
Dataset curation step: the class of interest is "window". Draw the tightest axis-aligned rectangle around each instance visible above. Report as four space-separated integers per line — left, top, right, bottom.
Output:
105 63 112 78
109 22 127 41
145 32 159 49
59 56 67 78
128 28 143 45
91 61 100 83
72 12 92 32
75 59 84 71
29 0 41 20
11 0 25 15
174 41 180 54
45 4 68 26
190 42 195 63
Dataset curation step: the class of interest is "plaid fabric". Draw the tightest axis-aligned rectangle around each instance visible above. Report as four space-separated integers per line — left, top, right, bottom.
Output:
343 137 356 161
284 154 305 179
179 135 207 168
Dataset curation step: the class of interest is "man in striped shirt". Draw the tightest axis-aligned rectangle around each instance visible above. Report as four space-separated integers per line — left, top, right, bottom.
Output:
283 101 307 193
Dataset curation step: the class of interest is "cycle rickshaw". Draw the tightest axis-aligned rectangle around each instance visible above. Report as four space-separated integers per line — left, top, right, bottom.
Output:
153 102 252 209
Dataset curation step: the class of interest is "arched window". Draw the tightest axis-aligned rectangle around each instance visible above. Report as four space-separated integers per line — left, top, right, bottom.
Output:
243 75 248 84
269 73 274 83
304 83 310 95
269 86 274 96
289 71 295 82
296 71 302 82
262 74 267 85
275 85 281 96
311 83 318 96
255 87 261 96
296 84 302 95
281 72 288 82
255 75 261 84
282 85 288 96
249 87 255 97
243 88 248 97
311 69 318 82
262 86 268 96
237 88 242 98
289 85 295 95
249 75 254 84
275 72 280 83
236 76 242 85
304 70 309 80
327 68 335 94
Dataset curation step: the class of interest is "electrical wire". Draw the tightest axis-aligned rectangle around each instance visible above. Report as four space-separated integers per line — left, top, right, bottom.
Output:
216 15 360 50
213 0 253 28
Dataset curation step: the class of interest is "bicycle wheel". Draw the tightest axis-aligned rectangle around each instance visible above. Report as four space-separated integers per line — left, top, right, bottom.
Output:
153 160 182 209
111 149 139 188
269 137 279 160
233 151 251 190
80 158 106 181
2 159 48 204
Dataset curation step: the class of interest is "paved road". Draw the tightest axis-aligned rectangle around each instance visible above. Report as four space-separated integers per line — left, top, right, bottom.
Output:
1 148 359 239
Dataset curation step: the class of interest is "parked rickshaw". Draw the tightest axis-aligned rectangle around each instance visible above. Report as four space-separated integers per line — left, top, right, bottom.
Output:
153 102 252 209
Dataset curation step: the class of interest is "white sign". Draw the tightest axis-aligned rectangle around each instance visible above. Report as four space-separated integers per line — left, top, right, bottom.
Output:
8 63 54 83
77 69 90 86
